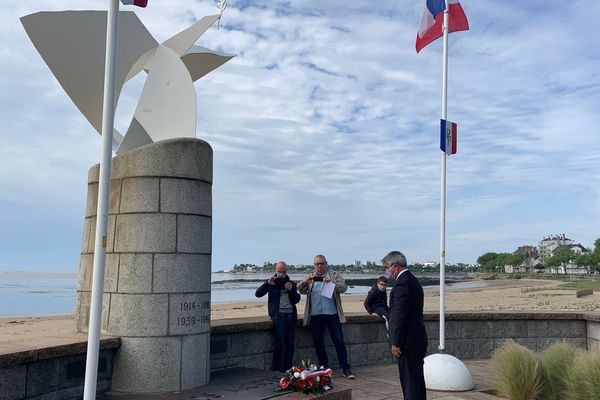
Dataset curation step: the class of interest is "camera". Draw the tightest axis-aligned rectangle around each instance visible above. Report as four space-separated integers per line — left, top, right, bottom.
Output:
274 277 287 289
312 276 324 282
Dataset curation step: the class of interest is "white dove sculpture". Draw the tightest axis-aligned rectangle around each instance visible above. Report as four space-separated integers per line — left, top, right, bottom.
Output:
21 10 234 154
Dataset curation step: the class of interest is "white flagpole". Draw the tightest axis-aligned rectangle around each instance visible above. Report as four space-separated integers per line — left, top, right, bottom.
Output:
83 1 119 399
439 0 450 352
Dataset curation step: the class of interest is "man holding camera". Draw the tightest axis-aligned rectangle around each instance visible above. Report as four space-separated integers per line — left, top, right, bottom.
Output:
255 261 301 373
297 254 355 379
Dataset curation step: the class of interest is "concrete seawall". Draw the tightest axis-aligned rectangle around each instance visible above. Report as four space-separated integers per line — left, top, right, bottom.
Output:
3 311 600 399
210 311 600 371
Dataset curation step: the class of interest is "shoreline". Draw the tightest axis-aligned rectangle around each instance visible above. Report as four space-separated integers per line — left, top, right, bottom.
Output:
2 278 599 323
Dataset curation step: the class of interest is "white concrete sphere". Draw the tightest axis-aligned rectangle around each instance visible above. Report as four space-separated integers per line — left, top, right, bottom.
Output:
424 353 475 391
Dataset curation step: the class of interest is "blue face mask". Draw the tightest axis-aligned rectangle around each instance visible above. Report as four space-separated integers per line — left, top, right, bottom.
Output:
385 266 395 279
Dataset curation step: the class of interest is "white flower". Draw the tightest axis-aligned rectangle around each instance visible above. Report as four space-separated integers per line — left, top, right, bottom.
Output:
294 372 301 378
316 376 320 382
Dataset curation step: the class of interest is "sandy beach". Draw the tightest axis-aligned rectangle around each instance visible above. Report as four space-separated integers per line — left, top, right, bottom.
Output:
2 277 598 355
211 278 600 320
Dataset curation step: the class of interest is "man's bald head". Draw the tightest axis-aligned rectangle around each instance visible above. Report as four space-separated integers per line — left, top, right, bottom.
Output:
275 261 287 273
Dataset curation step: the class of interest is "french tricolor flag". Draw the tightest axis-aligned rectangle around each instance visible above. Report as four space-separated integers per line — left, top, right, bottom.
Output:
416 0 469 53
440 119 457 155
120 0 148 7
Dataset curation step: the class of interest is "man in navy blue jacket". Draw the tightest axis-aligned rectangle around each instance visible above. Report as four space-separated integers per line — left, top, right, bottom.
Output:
364 276 391 319
255 261 301 372
383 251 428 400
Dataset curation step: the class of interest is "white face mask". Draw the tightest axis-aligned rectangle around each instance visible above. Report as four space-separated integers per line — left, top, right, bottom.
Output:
377 284 386 291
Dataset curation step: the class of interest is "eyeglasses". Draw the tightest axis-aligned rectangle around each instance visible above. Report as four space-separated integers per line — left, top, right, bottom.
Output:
314 262 326 266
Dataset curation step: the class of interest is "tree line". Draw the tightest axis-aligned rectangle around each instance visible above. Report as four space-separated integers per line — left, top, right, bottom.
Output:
477 238 600 274
546 238 600 274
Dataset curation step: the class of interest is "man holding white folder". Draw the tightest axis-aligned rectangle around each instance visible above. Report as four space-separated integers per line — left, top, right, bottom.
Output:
297 254 355 379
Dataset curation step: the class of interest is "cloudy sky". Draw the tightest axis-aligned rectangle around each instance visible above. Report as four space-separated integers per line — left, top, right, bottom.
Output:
1 1 599 271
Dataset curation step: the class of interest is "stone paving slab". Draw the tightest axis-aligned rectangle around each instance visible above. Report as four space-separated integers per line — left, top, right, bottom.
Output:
100 359 501 400
100 368 350 400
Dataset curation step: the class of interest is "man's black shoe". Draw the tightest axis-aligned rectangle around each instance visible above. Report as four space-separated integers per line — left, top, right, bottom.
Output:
342 370 355 379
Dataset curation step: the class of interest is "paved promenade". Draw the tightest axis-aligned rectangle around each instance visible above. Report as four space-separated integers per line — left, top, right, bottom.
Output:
99 359 500 400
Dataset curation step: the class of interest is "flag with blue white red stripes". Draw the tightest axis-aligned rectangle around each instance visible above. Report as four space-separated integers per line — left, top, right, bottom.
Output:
416 0 469 53
440 119 457 155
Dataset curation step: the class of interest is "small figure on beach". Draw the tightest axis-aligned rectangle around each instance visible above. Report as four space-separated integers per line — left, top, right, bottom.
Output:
297 254 355 379
383 251 428 400
364 276 391 320
255 261 301 373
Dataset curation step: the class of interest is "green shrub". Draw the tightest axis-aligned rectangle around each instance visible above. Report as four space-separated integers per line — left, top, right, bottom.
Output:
564 351 600 400
540 342 577 400
492 340 543 400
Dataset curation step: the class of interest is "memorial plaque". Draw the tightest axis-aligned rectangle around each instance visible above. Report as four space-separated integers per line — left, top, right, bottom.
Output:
169 292 211 335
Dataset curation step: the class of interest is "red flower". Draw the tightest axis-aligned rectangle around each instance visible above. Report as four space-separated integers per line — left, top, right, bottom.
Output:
279 379 290 390
307 379 315 389
296 379 306 388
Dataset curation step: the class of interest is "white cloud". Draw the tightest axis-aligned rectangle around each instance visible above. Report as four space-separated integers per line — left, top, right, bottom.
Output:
1 0 599 270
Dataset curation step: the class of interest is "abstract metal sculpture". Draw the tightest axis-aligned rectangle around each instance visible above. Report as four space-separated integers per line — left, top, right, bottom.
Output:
21 9 234 154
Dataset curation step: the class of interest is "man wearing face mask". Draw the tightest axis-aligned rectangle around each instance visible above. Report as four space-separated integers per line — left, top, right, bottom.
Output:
297 254 355 379
255 261 301 373
364 276 391 319
382 251 428 400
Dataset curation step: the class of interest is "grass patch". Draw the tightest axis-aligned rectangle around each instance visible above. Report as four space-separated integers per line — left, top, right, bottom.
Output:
540 343 577 400
493 340 543 400
561 280 600 289
564 351 600 400
493 341 600 400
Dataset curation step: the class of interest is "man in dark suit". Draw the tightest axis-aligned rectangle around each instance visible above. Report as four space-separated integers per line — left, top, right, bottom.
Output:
382 251 428 400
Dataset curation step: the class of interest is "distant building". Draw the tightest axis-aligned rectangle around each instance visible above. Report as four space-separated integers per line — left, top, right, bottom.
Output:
510 245 540 273
538 234 573 261
423 261 437 268
554 243 591 275
514 245 539 259
554 243 589 256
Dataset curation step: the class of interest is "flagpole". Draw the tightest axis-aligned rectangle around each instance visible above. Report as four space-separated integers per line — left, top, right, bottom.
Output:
83 1 119 399
424 1 474 391
439 0 450 353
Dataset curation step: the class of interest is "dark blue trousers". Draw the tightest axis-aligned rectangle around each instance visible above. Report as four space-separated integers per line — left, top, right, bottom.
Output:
373 305 391 319
309 314 351 371
272 313 296 372
397 344 427 400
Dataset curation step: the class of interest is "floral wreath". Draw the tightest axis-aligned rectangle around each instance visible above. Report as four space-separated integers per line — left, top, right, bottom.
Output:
278 360 333 394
